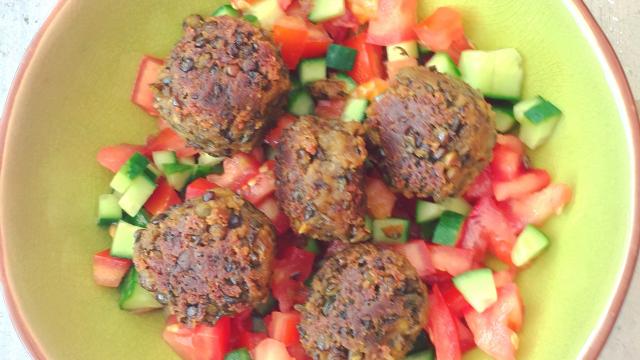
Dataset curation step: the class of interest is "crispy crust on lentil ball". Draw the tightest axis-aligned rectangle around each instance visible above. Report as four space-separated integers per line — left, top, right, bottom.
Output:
154 15 291 157
367 66 496 201
132 188 276 325
297 243 428 360
275 116 370 243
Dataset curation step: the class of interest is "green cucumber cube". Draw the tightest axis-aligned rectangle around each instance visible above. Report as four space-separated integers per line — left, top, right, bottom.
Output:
122 210 150 228
299 58 327 85
453 268 498 313
246 0 286 30
111 221 144 259
415 200 444 224
426 52 461 78
97 194 122 225
118 268 162 312
387 40 419 62
109 152 149 193
403 350 435 360
198 152 225 166
212 4 239 17
514 97 563 149
440 197 471 216
163 163 194 191
334 73 357 93
433 211 465 246
342 98 369 122
487 48 523 101
225 348 252 360
152 151 177 170
372 218 410 244
118 174 157 216
308 0 345 23
288 89 315 116
494 106 517 133
326 44 357 71
511 225 550 267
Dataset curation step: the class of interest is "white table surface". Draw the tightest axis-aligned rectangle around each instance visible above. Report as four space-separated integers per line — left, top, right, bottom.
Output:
0 1 638 359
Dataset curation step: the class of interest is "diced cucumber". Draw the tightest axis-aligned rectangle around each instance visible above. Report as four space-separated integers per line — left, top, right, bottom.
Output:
387 40 419 62
288 89 315 116
118 174 157 216
152 150 177 170
163 163 194 191
212 4 239 17
299 58 327 85
109 152 149 193
342 98 369 122
514 96 563 149
98 194 122 225
426 52 461 78
404 350 435 360
334 73 357 93
122 210 150 228
511 225 550 267
416 201 444 224
453 268 498 313
143 167 158 182
246 0 286 30
418 43 431 55
433 211 465 246
420 221 438 240
304 238 320 254
111 221 144 259
118 268 162 312
494 106 517 133
146 164 162 178
192 164 223 179
225 348 251 360
243 14 260 26
372 218 410 244
440 197 471 216
326 44 357 71
198 152 224 167
459 48 524 101
308 0 345 23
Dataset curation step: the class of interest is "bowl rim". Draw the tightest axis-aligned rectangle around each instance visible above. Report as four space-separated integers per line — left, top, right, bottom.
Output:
0 0 638 359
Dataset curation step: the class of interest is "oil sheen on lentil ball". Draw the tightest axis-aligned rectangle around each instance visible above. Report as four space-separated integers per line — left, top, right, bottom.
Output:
367 66 496 201
132 188 276 326
154 15 291 157
297 243 428 360
275 116 370 243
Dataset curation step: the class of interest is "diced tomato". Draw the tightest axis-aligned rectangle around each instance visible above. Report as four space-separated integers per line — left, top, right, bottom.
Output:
144 178 182 215
92 249 132 287
459 197 517 264
238 331 268 351
464 284 522 360
185 178 217 200
493 169 551 201
347 0 379 24
314 99 346 119
352 78 389 101
323 9 358 43
268 311 302 346
163 316 194 360
398 240 436 278
257 197 291 235
429 245 474 276
386 57 419 80
238 161 277 205
278 0 294 10
414 7 464 53
230 310 253 350
491 144 524 182
285 0 313 18
96 144 146 173
365 177 397 219
131 56 163 116
271 247 315 311
208 152 260 191
253 338 294 360
300 25 332 58
454 316 476 353
493 270 516 289
506 183 572 227
265 114 297 146
464 167 493 204
273 16 309 69
447 35 472 63
367 0 417 45
427 285 462 360
440 282 472 317
343 32 385 83
192 317 231 360
287 344 311 360
145 128 199 157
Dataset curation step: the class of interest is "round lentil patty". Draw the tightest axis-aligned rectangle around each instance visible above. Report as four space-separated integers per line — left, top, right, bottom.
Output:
367 66 496 201
154 15 291 157
132 187 276 326
297 243 429 360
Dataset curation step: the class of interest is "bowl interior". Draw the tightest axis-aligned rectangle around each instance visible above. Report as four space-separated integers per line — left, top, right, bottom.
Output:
1 0 636 359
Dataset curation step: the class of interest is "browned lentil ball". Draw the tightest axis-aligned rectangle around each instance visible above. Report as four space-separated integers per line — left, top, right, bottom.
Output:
367 66 496 201
297 243 429 360
275 116 370 243
154 15 291 157
132 188 276 326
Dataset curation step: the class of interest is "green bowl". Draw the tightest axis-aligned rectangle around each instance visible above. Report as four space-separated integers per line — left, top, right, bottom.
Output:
0 0 638 359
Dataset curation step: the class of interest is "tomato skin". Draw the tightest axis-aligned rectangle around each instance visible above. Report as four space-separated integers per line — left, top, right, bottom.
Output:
365 177 397 219
208 153 260 191
257 197 291 235
192 317 232 360
439 282 472 317
145 128 199 157
397 240 436 278
97 144 147 173
237 161 277 206
271 247 315 311
414 7 463 52
367 0 417 45
144 178 182 216
427 285 462 360
300 25 332 58
464 167 493 204
265 114 297 146
185 178 217 200
253 338 295 360
429 245 475 276
454 316 476 353
493 169 551 201
506 183 572 227
343 32 385 83
131 56 163 116
92 249 132 287
386 57 418 80
323 8 358 43
491 143 524 182
273 16 309 69
268 311 302 346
